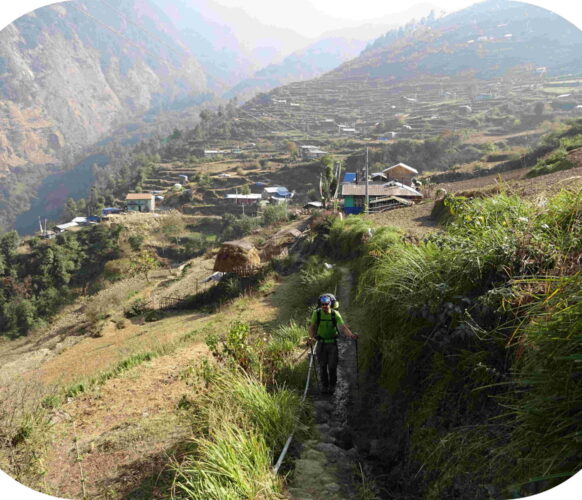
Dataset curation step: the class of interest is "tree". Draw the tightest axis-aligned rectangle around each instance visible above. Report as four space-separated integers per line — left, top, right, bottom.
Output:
286 141 299 159
63 198 78 220
0 231 19 275
128 235 145 252
129 249 159 282
319 156 339 208
160 214 185 245
170 128 183 141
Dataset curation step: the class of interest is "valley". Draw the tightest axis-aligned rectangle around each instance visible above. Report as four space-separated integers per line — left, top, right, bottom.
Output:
1 1 582 499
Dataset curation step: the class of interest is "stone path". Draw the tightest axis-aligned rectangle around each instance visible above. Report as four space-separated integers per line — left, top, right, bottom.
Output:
287 268 362 499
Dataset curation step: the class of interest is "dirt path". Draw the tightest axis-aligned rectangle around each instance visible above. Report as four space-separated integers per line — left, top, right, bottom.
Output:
288 269 363 499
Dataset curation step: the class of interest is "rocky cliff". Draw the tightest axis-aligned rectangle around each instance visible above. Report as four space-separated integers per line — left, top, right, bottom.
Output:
0 0 207 174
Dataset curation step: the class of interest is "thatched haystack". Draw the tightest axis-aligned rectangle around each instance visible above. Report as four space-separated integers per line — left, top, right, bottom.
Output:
213 239 261 273
260 228 302 260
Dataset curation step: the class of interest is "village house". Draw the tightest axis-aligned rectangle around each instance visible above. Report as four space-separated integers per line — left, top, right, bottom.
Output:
204 149 228 158
125 193 155 212
382 163 419 186
341 183 422 215
262 186 294 202
52 221 80 233
300 145 328 160
224 193 262 206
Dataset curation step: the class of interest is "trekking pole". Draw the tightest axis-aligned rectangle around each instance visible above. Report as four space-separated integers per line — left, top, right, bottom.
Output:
355 337 359 393
309 340 319 392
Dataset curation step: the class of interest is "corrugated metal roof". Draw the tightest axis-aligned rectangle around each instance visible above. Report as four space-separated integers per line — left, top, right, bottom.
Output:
383 163 418 174
225 194 262 199
341 184 422 198
126 193 154 200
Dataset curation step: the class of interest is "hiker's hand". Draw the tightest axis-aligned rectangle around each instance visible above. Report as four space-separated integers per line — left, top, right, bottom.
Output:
307 337 316 346
350 333 359 340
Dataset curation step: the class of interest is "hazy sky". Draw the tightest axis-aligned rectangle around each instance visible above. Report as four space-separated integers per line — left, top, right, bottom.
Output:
2 1 582 38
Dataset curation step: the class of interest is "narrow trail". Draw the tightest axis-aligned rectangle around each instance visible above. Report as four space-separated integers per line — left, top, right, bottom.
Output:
288 268 363 499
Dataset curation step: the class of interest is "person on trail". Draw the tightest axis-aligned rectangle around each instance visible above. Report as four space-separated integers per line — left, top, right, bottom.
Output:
308 294 358 395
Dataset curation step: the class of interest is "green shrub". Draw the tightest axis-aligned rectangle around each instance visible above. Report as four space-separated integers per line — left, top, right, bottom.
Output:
124 298 148 318
526 148 574 178
144 309 163 322
262 205 289 226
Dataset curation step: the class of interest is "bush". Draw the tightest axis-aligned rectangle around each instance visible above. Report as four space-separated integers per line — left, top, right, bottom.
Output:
124 298 148 318
262 205 288 226
526 148 574 178
128 234 144 251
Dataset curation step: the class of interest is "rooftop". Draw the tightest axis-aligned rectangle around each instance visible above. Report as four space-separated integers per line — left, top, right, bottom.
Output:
126 193 154 200
341 184 422 198
383 163 419 174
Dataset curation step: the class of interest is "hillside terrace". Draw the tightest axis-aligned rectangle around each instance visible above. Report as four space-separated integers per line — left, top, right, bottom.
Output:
240 72 582 142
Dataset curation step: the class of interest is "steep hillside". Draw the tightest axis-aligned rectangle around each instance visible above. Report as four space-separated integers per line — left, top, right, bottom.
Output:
0 0 207 173
237 0 582 142
338 0 582 80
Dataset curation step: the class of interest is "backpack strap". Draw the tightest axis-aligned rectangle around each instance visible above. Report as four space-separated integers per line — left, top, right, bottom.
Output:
315 309 339 341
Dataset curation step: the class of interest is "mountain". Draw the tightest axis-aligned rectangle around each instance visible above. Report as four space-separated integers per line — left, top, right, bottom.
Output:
334 0 582 80
238 0 582 140
149 0 310 92
0 0 207 173
222 4 440 101
224 36 369 101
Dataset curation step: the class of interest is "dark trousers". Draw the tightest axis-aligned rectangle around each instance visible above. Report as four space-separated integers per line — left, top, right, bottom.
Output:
317 341 338 389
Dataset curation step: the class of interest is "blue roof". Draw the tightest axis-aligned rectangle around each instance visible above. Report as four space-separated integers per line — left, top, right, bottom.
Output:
343 173 356 183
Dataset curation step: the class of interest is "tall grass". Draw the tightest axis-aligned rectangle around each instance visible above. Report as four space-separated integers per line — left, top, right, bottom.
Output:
172 370 304 499
499 273 582 492
348 186 582 496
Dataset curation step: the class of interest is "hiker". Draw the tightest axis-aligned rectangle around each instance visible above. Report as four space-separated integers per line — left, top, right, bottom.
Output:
308 294 358 394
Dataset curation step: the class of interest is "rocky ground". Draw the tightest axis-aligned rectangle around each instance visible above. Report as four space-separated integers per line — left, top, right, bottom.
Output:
288 269 371 499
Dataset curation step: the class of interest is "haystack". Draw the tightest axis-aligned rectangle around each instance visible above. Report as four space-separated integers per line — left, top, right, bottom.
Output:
261 228 302 260
213 239 261 273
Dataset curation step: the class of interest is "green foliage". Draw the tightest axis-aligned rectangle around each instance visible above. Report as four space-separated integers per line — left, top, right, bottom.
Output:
220 213 260 241
128 234 144 252
348 186 582 497
273 256 343 323
328 216 401 261
129 249 159 282
206 321 256 373
498 273 582 491
124 298 148 318
527 148 574 178
144 309 163 322
262 204 288 227
172 369 303 499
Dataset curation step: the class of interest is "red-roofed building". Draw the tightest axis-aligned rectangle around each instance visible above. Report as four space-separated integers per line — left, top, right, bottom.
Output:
125 193 155 212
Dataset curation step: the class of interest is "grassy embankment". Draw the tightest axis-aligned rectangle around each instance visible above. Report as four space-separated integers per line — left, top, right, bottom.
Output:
320 186 580 498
